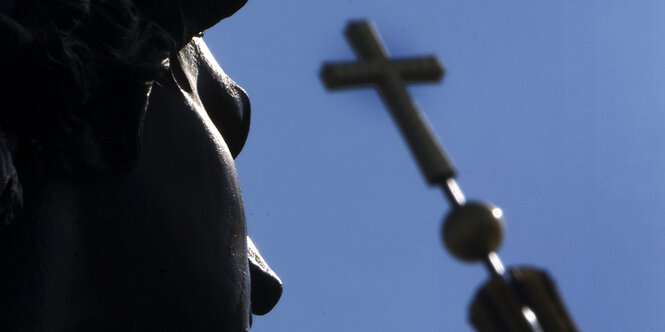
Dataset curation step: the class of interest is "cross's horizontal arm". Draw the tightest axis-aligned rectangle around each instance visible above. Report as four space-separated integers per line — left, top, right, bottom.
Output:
321 57 444 90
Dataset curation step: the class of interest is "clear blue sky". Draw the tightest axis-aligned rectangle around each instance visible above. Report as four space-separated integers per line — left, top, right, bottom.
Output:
207 1 665 331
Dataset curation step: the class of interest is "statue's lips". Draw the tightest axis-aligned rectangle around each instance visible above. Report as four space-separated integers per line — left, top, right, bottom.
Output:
248 236 282 315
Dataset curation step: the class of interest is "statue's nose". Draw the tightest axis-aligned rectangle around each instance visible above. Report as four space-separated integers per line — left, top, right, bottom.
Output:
247 237 282 315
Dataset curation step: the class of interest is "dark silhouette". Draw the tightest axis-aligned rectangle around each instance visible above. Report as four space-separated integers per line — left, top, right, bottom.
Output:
0 0 280 330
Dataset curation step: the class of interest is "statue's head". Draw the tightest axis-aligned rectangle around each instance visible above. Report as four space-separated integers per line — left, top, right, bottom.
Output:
0 0 281 329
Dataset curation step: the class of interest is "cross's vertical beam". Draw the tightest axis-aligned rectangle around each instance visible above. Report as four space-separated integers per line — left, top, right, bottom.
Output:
321 21 459 202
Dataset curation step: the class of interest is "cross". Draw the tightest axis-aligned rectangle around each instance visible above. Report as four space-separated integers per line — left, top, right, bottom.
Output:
321 20 464 205
321 22 581 332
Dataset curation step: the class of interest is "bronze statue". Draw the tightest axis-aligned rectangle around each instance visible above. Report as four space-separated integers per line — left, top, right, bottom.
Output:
0 0 281 330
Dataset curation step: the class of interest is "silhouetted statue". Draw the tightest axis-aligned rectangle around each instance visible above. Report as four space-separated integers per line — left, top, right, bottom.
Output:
0 0 281 330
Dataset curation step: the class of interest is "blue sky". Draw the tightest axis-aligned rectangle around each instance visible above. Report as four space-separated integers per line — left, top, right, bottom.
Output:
207 1 665 331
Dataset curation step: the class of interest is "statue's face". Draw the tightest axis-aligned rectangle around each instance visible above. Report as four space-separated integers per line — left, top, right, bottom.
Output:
0 37 280 330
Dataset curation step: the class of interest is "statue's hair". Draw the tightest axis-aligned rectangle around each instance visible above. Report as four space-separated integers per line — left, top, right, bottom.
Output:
2 0 176 176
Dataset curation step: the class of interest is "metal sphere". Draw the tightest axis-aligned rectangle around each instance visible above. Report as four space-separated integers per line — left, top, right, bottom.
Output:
442 201 504 262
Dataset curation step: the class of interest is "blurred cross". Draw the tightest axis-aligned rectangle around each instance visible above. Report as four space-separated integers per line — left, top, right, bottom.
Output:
321 20 580 332
321 20 464 205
